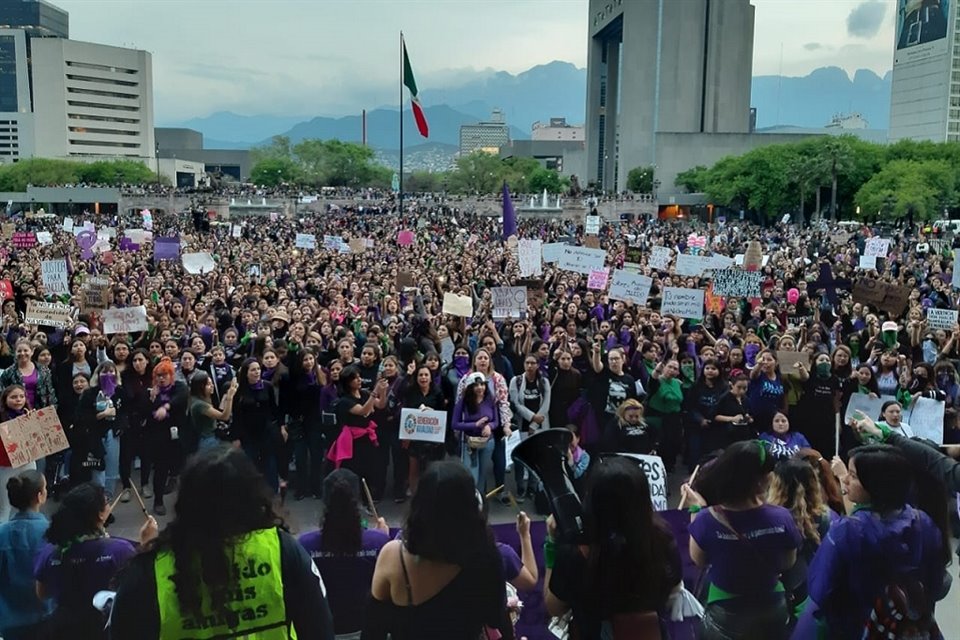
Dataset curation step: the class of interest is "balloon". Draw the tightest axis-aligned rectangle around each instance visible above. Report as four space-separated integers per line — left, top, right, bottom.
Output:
787 288 799 304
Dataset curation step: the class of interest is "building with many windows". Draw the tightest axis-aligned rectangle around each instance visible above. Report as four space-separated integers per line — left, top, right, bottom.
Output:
459 108 510 156
888 0 960 142
0 27 32 163
532 117 584 141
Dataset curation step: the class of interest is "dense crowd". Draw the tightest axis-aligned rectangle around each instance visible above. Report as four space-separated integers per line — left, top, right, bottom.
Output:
0 196 959 639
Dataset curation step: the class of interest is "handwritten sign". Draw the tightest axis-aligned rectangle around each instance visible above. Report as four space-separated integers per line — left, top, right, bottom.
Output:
102 305 148 334
557 246 606 275
858 255 877 270
397 230 415 246
518 239 542 277
585 215 600 235
608 270 653 306
295 233 317 250
442 292 473 317
864 237 890 258
181 252 216 275
62 217 74 232
348 238 366 254
712 269 763 298
648 246 671 270
399 408 447 443
40 259 70 295
1 223 14 240
153 236 180 262
491 287 527 319
660 287 704 319
617 453 668 511
675 254 709 277
12 232 36 248
36 231 53 246
323 235 344 250
852 279 911 315
81 276 110 312
905 397 945 445
0 407 70 467
776 350 810 373
587 268 609 290
541 242 566 263
927 308 958 331
24 300 73 328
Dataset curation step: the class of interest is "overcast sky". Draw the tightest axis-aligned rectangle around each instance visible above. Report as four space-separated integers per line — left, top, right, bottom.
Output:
53 0 896 122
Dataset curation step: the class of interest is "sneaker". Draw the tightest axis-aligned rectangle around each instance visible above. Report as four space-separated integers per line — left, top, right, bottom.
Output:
499 493 512 506
119 489 131 503
153 503 166 517
141 485 153 500
164 477 178 495
514 492 526 504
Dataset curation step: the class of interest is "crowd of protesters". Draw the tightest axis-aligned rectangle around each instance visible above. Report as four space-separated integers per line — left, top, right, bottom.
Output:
0 193 958 638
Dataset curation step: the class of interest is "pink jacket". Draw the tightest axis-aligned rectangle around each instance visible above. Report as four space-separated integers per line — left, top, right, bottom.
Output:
326 421 378 468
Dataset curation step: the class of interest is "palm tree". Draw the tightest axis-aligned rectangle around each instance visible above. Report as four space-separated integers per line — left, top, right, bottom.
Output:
821 137 855 222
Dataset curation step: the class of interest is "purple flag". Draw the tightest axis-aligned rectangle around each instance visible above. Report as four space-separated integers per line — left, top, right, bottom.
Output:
502 182 517 240
153 236 180 263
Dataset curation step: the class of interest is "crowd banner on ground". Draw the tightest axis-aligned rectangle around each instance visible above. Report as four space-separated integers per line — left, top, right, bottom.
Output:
295 233 317 250
0 407 70 467
40 259 70 295
648 246 672 270
399 409 447 443
24 300 73 329
442 292 473 317
491 287 527 319
617 453 668 510
102 306 149 334
660 287 704 319
557 246 606 275
711 269 763 298
181 252 216 275
608 270 653 306
81 276 110 312
518 239 543 277
927 308 958 331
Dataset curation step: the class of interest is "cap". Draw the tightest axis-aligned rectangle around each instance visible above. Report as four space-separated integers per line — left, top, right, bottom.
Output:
882 321 898 333
464 372 487 387
74 325 90 336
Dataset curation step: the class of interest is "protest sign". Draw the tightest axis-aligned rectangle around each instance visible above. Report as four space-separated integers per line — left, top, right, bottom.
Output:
852 279 911 316
40 259 70 295
97 227 117 240
587 269 609 290
541 242 566 263
905 397 945 444
62 217 74 232
844 393 892 424
397 230 415 246
181 252 216 275
858 255 877 270
711 269 763 298
648 246 671 270
442 292 473 317
294 233 317 250
399 408 447 443
675 254 708 277
24 300 73 329
864 237 890 258
557 246 606 275
124 229 152 244
585 215 600 235
0 407 69 467
12 232 36 249
617 453 668 511
927 308 958 331
102 305 148 334
1 223 14 240
743 241 764 270
608 270 653 306
660 287 704 319
153 237 180 262
733 254 770 267
323 235 343 250
36 231 53 246
396 271 416 289
776 350 810 373
348 238 365 254
583 236 600 249
491 287 527 319
81 276 110 312
518 239 542 277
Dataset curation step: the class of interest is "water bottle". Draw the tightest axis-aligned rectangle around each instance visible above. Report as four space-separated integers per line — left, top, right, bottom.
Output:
97 390 115 422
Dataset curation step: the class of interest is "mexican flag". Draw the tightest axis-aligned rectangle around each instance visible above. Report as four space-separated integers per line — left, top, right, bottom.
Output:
402 39 429 138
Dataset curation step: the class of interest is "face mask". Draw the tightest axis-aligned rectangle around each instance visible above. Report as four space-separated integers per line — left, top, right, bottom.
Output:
681 363 696 379
882 330 897 347
816 362 831 377
744 343 760 366
99 372 117 397
848 342 860 357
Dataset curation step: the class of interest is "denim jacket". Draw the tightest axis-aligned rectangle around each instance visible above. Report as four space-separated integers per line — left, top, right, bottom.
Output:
0 511 52 632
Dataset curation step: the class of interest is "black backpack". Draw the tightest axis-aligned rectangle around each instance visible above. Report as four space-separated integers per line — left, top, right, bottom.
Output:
861 568 942 640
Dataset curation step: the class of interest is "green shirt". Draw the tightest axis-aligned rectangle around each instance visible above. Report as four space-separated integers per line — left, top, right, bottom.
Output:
189 397 217 439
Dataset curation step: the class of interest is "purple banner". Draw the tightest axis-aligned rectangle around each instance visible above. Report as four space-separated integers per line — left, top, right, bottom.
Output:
153 236 180 263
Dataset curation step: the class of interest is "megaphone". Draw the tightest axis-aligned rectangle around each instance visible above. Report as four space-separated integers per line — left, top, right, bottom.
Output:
511 429 584 543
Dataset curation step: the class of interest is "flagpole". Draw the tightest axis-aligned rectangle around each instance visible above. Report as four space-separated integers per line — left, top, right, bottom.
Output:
399 30 404 217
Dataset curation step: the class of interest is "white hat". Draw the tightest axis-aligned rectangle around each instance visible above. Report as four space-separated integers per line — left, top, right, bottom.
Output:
464 372 487 387
882 321 898 333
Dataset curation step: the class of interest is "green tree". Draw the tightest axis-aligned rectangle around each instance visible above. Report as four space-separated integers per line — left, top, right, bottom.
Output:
405 171 442 193
251 135 293 164
250 157 301 186
448 151 504 194
78 160 157 185
0 158 80 191
528 167 565 194
626 166 655 193
817 136 856 221
855 159 956 221
501 157 542 193
674 165 709 193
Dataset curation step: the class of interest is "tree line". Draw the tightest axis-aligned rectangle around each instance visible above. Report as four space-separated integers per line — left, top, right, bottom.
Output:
673 136 960 222
0 158 164 192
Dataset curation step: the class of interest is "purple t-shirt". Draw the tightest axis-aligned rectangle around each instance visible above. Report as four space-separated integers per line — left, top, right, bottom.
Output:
496 542 523 583
298 528 389 634
689 504 802 596
34 537 137 606
760 431 811 459
22 368 37 409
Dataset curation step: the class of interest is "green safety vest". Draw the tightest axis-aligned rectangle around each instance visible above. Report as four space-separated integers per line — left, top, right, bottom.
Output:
155 528 296 640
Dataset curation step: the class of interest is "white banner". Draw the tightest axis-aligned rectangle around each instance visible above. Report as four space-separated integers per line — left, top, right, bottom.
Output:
858 255 877 270
608 270 653 306
518 239 543 277
616 453 668 511
648 246 671 270
660 287 704 319
102 306 149 334
864 237 890 258
295 233 317 250
41 259 70 295
542 242 567 263
181 252 216 275
675 254 708 277
557 246 606 275
927 308 958 331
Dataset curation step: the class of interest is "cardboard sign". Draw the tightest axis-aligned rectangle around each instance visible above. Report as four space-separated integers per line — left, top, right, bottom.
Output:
585 215 600 235
927 308 958 331
648 246 671 270
617 453 668 511
491 287 527 319
102 305 148 334
518 239 542 277
776 350 810 373
40 259 70 295
1 223 15 240
348 238 366 254
181 252 216 275
743 240 764 270
712 269 763 298
587 268 609 290
399 408 447 443
24 300 73 328
12 232 36 248
294 233 317 250
0 407 70 467
852 279 911 316
396 271 416 289
583 236 601 249
660 287 704 319
608 270 653 306
81 276 110 312
442 292 473 317
557 246 606 275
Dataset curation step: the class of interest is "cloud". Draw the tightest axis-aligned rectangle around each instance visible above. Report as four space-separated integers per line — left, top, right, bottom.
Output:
846 1 887 38
803 42 824 51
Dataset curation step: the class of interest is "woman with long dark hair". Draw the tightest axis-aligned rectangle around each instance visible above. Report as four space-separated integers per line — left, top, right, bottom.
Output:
681 440 802 639
545 456 681 637
119 349 153 502
35 483 156 639
74 361 127 494
233 358 284 494
110 447 334 639
328 365 388 495
298 468 389 636
187 371 237 453
286 348 327 500
0 469 49 640
402 363 447 494
364 461 510 638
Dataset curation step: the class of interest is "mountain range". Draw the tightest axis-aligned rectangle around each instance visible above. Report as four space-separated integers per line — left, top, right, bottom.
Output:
168 61 894 153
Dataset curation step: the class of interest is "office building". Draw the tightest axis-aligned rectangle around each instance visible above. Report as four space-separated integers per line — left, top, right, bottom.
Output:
888 0 958 142
0 27 32 162
585 0 755 191
156 127 252 183
459 108 510 156
532 117 584 141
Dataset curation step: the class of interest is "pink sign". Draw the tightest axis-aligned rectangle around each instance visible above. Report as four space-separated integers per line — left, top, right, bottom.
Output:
397 230 415 246
587 268 610 291
12 232 36 249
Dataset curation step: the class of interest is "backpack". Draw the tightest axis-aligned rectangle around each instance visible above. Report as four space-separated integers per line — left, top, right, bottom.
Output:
861 569 943 640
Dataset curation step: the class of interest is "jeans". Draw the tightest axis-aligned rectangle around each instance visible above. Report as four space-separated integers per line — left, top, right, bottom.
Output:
244 431 280 494
119 429 150 490
92 430 120 497
492 435 506 489
0 462 37 522
461 436 495 493
197 434 220 452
